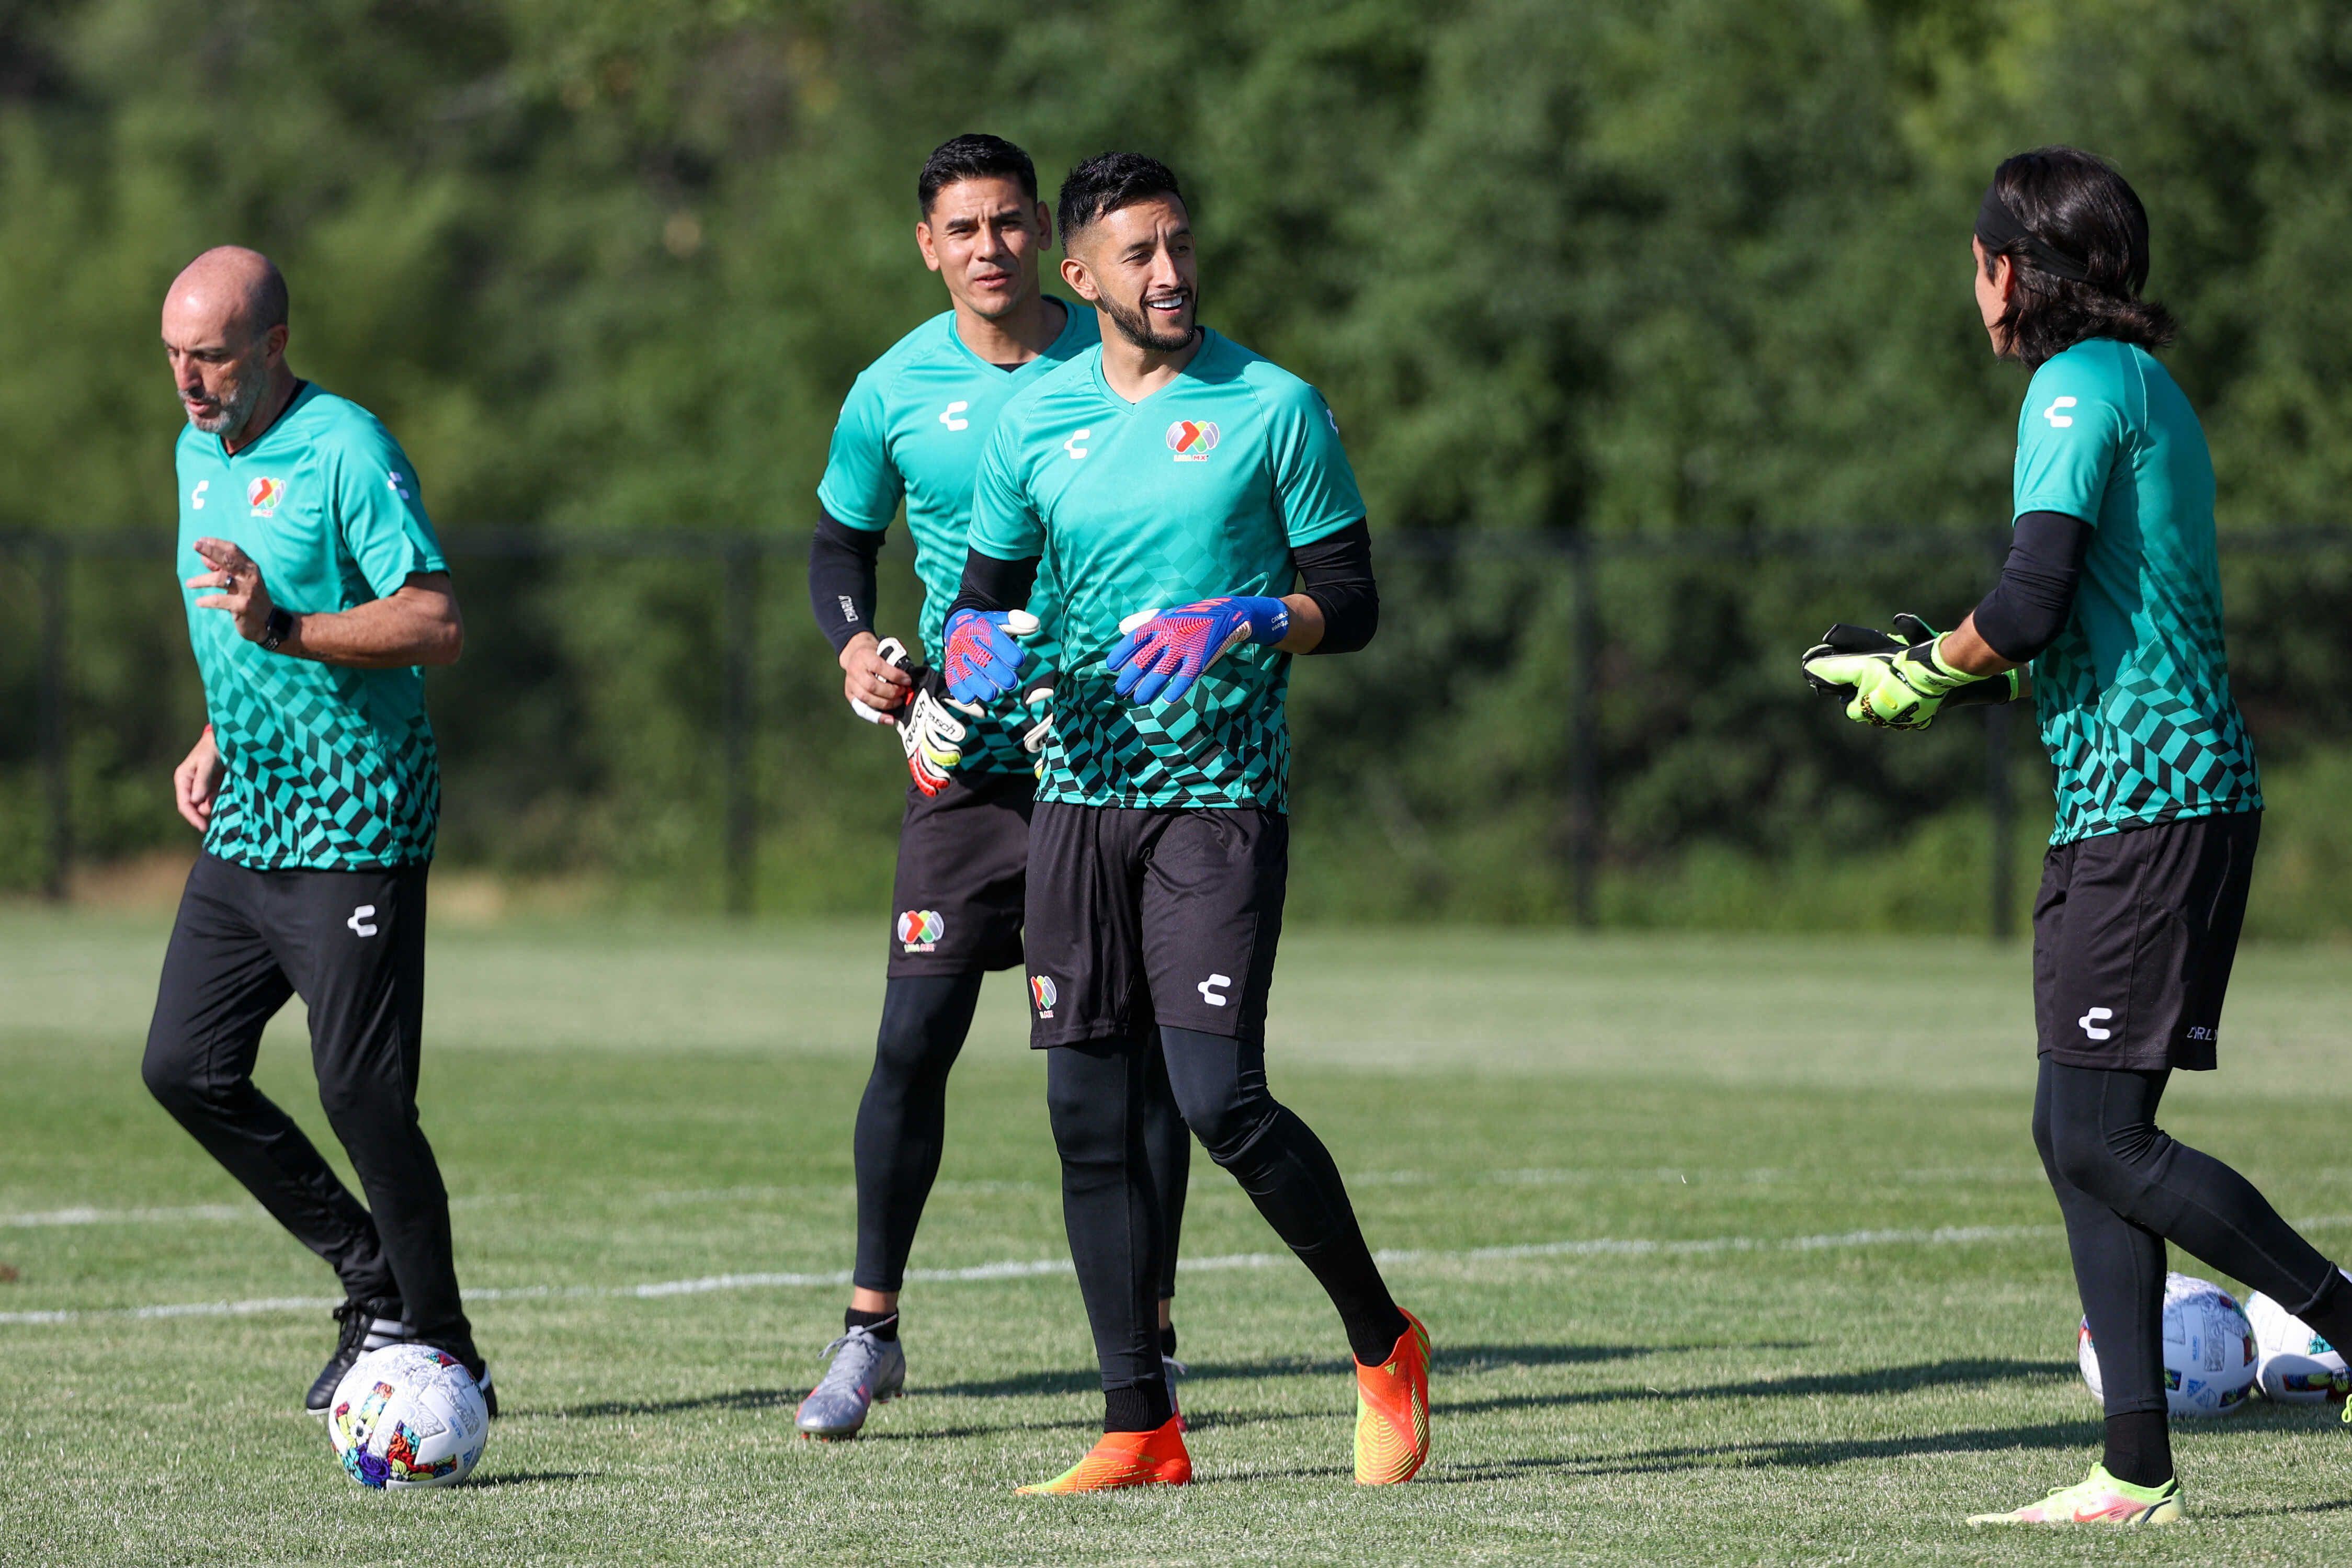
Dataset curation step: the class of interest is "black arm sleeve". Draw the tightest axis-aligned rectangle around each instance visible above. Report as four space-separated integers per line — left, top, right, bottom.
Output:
808 512 884 654
1290 519 1378 654
947 548 1039 619
1969 509 2092 664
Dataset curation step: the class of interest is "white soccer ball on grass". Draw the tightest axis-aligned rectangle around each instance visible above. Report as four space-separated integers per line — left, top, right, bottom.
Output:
2245 1289 2350 1404
2076 1271 2256 1418
327 1343 490 1488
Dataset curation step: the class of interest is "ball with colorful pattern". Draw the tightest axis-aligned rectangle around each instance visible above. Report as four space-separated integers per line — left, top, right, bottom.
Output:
328 1343 490 1489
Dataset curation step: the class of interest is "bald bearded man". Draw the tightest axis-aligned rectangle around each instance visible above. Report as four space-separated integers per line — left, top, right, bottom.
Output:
140 247 495 1418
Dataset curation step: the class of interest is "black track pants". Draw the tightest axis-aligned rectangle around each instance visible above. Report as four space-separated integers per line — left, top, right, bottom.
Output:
2034 1058 2340 1416
854 975 1190 1298
141 854 472 1354
1047 1027 1394 1393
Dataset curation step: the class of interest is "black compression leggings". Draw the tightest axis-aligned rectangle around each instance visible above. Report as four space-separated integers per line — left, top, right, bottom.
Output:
1046 1026 1403 1400
852 974 1189 1298
2034 1059 2344 1416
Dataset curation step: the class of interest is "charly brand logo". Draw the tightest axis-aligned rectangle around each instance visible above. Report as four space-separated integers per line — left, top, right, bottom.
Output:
190 480 209 511
939 401 970 431
896 909 945 952
1165 420 1220 461
1064 428 1092 460
1197 973 1231 1007
1029 975 1058 1017
2079 1006 2115 1041
247 476 286 515
347 904 378 938
2044 395 2078 428
387 470 413 501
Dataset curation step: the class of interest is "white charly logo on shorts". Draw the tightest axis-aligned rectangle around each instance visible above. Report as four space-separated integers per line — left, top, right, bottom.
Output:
2078 1006 2114 1041
1198 973 1231 1007
2043 395 2078 428
348 904 379 938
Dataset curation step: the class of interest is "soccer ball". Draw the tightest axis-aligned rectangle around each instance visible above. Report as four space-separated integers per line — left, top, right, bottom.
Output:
2245 1290 2350 1403
327 1344 490 1489
2076 1272 2256 1418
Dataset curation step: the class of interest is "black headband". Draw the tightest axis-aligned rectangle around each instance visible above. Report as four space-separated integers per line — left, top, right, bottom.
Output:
1975 184 2093 284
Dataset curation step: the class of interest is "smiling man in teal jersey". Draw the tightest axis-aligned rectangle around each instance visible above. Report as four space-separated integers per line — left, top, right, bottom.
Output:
946 153 1425 1495
140 246 495 1426
796 136 1195 1441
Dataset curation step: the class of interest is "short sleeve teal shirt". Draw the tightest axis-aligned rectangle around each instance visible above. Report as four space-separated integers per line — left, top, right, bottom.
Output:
816 302 1095 773
175 383 448 869
969 329 1367 811
2012 338 2260 843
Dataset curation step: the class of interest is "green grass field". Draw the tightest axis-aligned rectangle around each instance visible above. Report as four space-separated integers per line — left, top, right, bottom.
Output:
6 911 2352 1564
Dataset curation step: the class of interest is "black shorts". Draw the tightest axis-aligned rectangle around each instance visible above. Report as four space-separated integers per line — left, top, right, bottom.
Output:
1023 802 1287 1049
886 769 1033 977
2033 811 2260 1073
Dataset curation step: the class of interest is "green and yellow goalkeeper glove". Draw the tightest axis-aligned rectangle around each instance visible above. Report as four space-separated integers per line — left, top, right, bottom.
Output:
1800 615 2018 731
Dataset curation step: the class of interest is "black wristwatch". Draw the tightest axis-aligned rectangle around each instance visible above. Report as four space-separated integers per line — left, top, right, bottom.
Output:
260 607 296 653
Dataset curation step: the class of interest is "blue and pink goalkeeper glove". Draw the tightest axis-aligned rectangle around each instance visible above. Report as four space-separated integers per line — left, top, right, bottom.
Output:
1106 596 1291 705
941 608 1039 704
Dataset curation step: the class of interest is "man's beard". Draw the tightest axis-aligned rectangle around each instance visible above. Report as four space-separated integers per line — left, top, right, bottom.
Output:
1099 289 1197 353
187 367 264 435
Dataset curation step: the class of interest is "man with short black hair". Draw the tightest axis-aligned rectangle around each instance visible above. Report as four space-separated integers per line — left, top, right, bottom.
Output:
797 135 1194 1440
949 152 1424 1494
142 245 493 1420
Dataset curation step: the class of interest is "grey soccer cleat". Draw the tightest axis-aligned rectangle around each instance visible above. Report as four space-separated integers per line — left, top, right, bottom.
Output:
794 1322 906 1439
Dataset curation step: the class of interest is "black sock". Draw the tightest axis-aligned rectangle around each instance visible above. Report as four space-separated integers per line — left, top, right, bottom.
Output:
2297 1267 2352 1362
2103 1410 2173 1490
1103 1379 1173 1433
846 1306 897 1342
1161 1322 1178 1360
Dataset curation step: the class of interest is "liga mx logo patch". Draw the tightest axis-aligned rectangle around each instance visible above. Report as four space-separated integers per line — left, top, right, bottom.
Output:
1165 419 1219 461
1029 974 1058 1018
896 909 945 953
247 476 286 515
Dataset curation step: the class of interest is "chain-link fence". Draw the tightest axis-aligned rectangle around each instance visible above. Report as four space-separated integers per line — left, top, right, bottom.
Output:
6 527 2349 935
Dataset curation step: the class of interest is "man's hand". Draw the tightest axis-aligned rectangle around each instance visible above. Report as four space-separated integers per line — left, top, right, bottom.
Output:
1803 615 2023 724
942 608 1037 704
174 726 223 831
840 630 916 722
1106 596 1290 705
1802 617 1984 730
187 538 277 643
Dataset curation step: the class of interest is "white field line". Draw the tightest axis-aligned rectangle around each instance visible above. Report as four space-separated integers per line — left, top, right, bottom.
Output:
9 1212 2345 1330
0 1220 2072 1327
0 1167 2065 1228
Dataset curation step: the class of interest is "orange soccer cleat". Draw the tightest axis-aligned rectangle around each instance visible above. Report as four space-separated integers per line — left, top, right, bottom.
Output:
1354 1308 1431 1485
1015 1416 1192 1495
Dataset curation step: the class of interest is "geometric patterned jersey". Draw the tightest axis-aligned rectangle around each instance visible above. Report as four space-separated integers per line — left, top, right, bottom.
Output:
969 329 1366 812
2011 337 2262 844
174 382 448 869
816 303 1097 775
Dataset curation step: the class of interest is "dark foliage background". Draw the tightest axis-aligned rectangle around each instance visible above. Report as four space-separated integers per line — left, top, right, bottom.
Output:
4 0 2349 931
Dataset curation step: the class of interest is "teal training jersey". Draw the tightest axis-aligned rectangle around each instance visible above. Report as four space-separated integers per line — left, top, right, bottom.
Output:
816 302 1095 773
969 328 1366 811
2012 338 2261 844
175 383 448 869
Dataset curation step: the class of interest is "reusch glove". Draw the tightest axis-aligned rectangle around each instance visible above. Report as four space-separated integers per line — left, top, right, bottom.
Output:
942 608 1038 704
1106 596 1290 705
900 673 978 798
1802 614 2023 720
